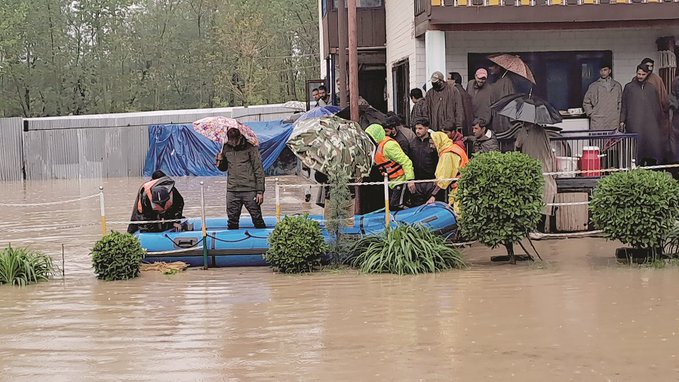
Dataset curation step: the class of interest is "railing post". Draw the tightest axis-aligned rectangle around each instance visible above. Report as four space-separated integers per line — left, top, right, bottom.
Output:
384 175 391 229
98 186 107 236
275 178 281 223
200 181 209 269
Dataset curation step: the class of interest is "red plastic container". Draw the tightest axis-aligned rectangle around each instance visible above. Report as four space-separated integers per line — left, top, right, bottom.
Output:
579 146 601 177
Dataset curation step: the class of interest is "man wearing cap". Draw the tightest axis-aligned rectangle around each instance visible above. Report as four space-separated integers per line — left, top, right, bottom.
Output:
425 71 463 132
466 68 493 129
128 170 185 234
639 58 671 159
582 63 622 130
620 64 664 165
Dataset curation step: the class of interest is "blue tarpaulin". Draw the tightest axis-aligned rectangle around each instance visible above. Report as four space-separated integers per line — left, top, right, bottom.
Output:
143 121 293 177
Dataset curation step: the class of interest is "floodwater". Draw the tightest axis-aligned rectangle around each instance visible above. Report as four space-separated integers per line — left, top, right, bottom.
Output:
1 176 679 381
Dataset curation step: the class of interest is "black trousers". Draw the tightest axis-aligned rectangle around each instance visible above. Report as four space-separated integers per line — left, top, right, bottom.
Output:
227 191 266 229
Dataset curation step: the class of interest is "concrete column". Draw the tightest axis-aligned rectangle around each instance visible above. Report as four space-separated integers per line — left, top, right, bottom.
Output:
425 30 447 84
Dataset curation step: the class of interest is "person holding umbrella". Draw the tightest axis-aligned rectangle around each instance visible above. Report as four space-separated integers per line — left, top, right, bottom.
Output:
492 93 562 227
193 116 265 230
215 129 267 230
488 54 537 152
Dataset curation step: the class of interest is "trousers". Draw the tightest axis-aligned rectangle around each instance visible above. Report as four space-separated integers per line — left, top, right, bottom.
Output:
227 191 266 229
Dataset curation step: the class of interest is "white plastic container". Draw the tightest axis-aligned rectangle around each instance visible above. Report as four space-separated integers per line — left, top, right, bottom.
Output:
555 156 578 178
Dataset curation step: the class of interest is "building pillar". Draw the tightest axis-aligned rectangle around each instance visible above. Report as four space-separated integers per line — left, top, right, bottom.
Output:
425 30 446 83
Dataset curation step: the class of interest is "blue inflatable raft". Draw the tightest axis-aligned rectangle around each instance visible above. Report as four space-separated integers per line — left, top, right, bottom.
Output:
137 202 458 267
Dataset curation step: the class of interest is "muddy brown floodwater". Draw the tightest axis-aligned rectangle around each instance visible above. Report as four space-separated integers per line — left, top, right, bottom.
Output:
1 176 678 381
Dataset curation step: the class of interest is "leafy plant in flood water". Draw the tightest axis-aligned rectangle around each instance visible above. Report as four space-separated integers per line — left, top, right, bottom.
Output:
265 215 327 273
348 224 465 275
91 231 146 281
457 152 544 263
0 245 55 286
591 170 679 261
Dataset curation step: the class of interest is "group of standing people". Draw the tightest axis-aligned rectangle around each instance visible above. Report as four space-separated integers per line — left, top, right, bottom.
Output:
583 57 679 167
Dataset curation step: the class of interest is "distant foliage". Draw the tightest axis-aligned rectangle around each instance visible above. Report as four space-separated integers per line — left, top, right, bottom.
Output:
349 224 465 275
0 0 319 117
591 170 679 253
91 231 146 281
0 246 54 286
265 215 327 273
458 152 544 248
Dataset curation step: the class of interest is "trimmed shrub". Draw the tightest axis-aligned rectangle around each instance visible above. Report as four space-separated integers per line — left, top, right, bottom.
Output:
591 169 679 255
457 151 544 259
91 231 146 281
0 246 54 286
265 215 327 273
349 224 465 275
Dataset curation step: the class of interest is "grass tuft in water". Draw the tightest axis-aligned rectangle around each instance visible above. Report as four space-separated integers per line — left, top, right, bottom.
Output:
0 245 55 286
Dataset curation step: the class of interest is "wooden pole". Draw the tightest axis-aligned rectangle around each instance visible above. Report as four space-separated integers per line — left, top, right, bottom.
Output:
348 0 359 122
337 0 348 108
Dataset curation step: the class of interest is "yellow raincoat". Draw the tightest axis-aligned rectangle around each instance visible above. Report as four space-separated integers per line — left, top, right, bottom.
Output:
430 132 468 211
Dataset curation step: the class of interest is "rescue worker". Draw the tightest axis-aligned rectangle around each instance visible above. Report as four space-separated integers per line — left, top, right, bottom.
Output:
127 170 185 234
428 132 469 213
365 123 416 210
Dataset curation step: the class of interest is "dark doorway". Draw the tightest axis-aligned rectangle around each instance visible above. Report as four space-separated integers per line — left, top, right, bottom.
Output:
359 67 387 113
392 59 410 125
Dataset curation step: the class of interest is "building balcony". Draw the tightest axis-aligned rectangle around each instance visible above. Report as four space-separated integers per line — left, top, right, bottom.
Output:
414 0 679 34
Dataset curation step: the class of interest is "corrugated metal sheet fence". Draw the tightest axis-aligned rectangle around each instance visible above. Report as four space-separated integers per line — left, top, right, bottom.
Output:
0 104 297 181
0 118 24 181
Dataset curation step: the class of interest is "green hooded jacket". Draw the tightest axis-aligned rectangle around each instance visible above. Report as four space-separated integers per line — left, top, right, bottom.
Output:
365 124 415 188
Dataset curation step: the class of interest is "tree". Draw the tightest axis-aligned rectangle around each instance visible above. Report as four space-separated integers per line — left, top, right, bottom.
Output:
0 0 319 117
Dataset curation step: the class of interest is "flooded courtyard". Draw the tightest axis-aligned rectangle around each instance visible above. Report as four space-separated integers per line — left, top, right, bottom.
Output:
1 176 678 381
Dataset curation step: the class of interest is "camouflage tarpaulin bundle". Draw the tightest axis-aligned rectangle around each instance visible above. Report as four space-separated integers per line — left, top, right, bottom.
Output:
287 116 375 178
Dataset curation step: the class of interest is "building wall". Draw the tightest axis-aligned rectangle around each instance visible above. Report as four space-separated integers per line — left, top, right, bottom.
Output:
385 0 417 112
445 26 679 85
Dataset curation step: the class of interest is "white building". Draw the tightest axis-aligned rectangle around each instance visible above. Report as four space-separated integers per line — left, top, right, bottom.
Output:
321 0 679 126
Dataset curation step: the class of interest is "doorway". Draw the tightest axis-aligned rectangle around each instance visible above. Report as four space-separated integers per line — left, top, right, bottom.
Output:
392 59 410 125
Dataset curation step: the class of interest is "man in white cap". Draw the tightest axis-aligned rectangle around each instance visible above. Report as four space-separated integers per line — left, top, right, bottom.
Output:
425 71 463 132
466 68 492 129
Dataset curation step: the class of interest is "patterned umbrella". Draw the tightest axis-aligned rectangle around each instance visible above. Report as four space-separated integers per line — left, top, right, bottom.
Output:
488 54 536 84
192 116 259 146
287 116 375 178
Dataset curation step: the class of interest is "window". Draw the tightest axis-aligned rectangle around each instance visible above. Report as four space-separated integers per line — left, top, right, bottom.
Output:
322 0 328 15
468 50 613 110
332 0 383 9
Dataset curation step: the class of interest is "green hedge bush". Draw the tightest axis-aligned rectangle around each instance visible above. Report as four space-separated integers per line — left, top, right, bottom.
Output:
348 224 465 275
0 246 54 286
91 231 146 281
265 215 327 273
591 170 679 254
457 151 544 259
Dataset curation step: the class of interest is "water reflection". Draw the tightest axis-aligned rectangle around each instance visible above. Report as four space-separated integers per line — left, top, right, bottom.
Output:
0 177 678 380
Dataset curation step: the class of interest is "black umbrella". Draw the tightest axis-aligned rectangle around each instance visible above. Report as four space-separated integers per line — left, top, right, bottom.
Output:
491 93 562 126
337 104 388 129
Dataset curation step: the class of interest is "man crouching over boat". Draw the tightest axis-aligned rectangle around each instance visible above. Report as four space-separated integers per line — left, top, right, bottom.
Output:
127 171 185 234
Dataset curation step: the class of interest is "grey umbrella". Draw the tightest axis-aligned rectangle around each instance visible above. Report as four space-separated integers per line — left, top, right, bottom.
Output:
491 93 563 125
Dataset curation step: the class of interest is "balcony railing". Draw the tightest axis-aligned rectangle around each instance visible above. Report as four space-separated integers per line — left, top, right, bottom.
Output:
435 0 677 6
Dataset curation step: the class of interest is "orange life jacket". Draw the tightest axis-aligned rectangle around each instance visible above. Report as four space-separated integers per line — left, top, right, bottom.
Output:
137 179 174 214
440 144 469 189
375 137 406 180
